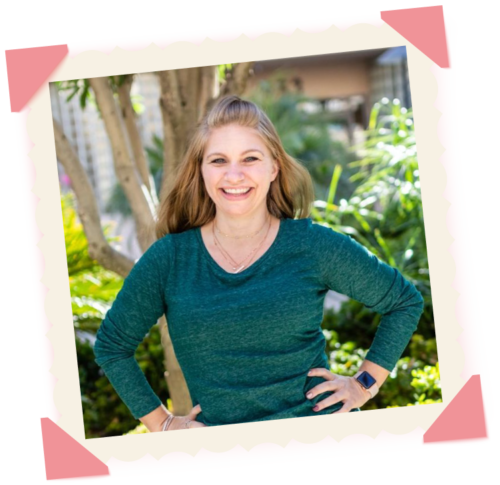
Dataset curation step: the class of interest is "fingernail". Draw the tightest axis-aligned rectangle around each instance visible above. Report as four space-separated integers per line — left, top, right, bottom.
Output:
306 393 312 399
313 406 319 412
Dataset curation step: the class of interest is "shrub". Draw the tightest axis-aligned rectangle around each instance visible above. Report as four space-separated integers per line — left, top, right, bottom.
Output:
315 99 440 408
62 193 170 438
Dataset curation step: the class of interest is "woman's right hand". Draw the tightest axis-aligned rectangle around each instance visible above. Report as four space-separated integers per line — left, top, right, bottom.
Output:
164 404 206 431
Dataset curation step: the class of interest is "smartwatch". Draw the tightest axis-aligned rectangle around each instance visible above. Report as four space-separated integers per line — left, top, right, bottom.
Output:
353 370 379 399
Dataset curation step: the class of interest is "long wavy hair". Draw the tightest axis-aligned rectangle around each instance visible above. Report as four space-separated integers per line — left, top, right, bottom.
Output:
155 95 314 238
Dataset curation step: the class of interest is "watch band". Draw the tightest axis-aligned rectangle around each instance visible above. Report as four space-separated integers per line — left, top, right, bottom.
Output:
353 371 379 399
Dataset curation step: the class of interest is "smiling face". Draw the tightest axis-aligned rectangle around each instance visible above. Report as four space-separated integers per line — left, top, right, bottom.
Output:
201 124 279 220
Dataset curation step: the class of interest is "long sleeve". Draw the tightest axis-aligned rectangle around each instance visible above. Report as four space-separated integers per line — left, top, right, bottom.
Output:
93 237 171 419
314 223 424 371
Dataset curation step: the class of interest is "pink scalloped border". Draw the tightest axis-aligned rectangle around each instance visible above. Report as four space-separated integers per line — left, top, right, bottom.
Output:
15 15 484 476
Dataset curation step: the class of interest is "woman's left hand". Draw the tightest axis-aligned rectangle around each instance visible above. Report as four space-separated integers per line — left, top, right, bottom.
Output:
306 368 372 413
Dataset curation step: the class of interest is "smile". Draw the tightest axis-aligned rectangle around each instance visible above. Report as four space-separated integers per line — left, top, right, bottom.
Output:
221 188 252 195
220 187 253 200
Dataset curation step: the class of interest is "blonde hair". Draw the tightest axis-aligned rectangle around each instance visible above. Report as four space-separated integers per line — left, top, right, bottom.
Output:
155 95 314 238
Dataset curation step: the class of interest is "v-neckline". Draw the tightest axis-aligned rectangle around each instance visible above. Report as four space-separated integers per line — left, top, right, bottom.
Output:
196 218 285 278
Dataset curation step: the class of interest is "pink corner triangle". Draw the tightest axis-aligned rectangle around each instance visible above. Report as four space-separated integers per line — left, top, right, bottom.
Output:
381 6 450 68
40 418 109 480
5 44 68 112
424 375 487 443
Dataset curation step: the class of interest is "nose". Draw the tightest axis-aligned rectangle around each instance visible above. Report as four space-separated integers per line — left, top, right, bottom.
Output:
224 162 244 183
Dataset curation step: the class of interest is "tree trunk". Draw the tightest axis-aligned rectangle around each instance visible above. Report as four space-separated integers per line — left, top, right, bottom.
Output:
89 77 156 252
221 62 254 97
198 65 220 121
117 76 159 209
53 118 134 277
157 66 220 202
157 69 184 201
158 316 192 415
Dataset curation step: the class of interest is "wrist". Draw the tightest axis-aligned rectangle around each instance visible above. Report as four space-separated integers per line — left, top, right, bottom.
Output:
139 404 171 432
161 413 175 432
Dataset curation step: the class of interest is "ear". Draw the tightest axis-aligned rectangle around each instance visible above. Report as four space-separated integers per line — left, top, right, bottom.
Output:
271 159 279 181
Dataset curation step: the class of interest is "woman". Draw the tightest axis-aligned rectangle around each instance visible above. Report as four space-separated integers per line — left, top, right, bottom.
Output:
94 95 424 433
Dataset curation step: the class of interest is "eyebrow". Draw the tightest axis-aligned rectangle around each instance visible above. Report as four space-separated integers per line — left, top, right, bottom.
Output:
205 149 264 159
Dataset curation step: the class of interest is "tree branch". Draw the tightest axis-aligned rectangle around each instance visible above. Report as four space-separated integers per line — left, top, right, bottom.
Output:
117 75 157 207
53 119 134 278
198 65 218 121
180 67 199 129
158 70 183 127
89 77 156 252
221 62 254 97
158 315 192 415
158 69 195 202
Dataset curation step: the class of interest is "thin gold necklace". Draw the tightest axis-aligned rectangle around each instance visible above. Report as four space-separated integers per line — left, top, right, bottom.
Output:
212 216 272 273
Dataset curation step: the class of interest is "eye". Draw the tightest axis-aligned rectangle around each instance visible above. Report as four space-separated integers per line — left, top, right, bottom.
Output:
244 156 259 162
210 158 225 164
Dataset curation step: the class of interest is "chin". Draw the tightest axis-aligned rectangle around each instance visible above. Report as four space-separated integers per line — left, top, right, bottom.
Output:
218 207 252 217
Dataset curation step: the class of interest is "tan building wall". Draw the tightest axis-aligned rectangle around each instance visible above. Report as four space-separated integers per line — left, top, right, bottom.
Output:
247 60 371 99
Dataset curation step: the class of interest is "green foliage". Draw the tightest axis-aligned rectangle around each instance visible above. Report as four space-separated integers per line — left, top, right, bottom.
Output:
62 193 169 438
78 321 168 438
409 334 438 365
377 358 441 409
326 335 441 409
63 192 122 333
65 81 440 431
54 79 93 109
63 193 99 275
130 93 146 115
218 63 233 82
322 300 381 351
248 71 357 201
54 75 144 116
316 99 434 337
104 183 133 216
146 134 165 195
126 423 150 435
315 99 440 408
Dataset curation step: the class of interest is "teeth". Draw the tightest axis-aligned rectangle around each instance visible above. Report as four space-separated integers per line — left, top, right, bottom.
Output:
222 188 251 194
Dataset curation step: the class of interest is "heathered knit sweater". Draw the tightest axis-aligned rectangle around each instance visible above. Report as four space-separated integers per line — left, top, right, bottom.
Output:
93 218 424 426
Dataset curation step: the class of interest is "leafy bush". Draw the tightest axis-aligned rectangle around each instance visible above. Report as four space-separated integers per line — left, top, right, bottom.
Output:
77 324 168 438
315 98 440 408
248 70 357 202
62 193 169 438
326 335 441 409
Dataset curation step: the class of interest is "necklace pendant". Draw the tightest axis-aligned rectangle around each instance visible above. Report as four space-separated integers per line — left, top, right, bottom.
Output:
233 265 245 274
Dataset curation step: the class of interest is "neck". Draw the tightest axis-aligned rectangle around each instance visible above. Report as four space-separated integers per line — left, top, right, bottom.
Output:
213 210 272 238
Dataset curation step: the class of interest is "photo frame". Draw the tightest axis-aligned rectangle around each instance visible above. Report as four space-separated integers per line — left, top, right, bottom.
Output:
28 22 463 463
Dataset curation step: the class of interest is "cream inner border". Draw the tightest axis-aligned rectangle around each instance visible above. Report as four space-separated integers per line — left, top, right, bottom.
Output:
29 23 463 462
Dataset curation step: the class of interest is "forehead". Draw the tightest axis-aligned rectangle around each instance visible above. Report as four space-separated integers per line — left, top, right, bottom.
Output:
204 125 269 155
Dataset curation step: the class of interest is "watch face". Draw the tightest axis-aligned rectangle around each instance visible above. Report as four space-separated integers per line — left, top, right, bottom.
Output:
357 371 376 389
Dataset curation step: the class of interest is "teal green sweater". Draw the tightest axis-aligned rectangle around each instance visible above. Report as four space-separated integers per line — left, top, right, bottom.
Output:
94 218 424 426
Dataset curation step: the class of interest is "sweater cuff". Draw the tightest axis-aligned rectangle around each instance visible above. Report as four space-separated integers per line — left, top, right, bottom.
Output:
364 349 397 372
98 356 163 419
